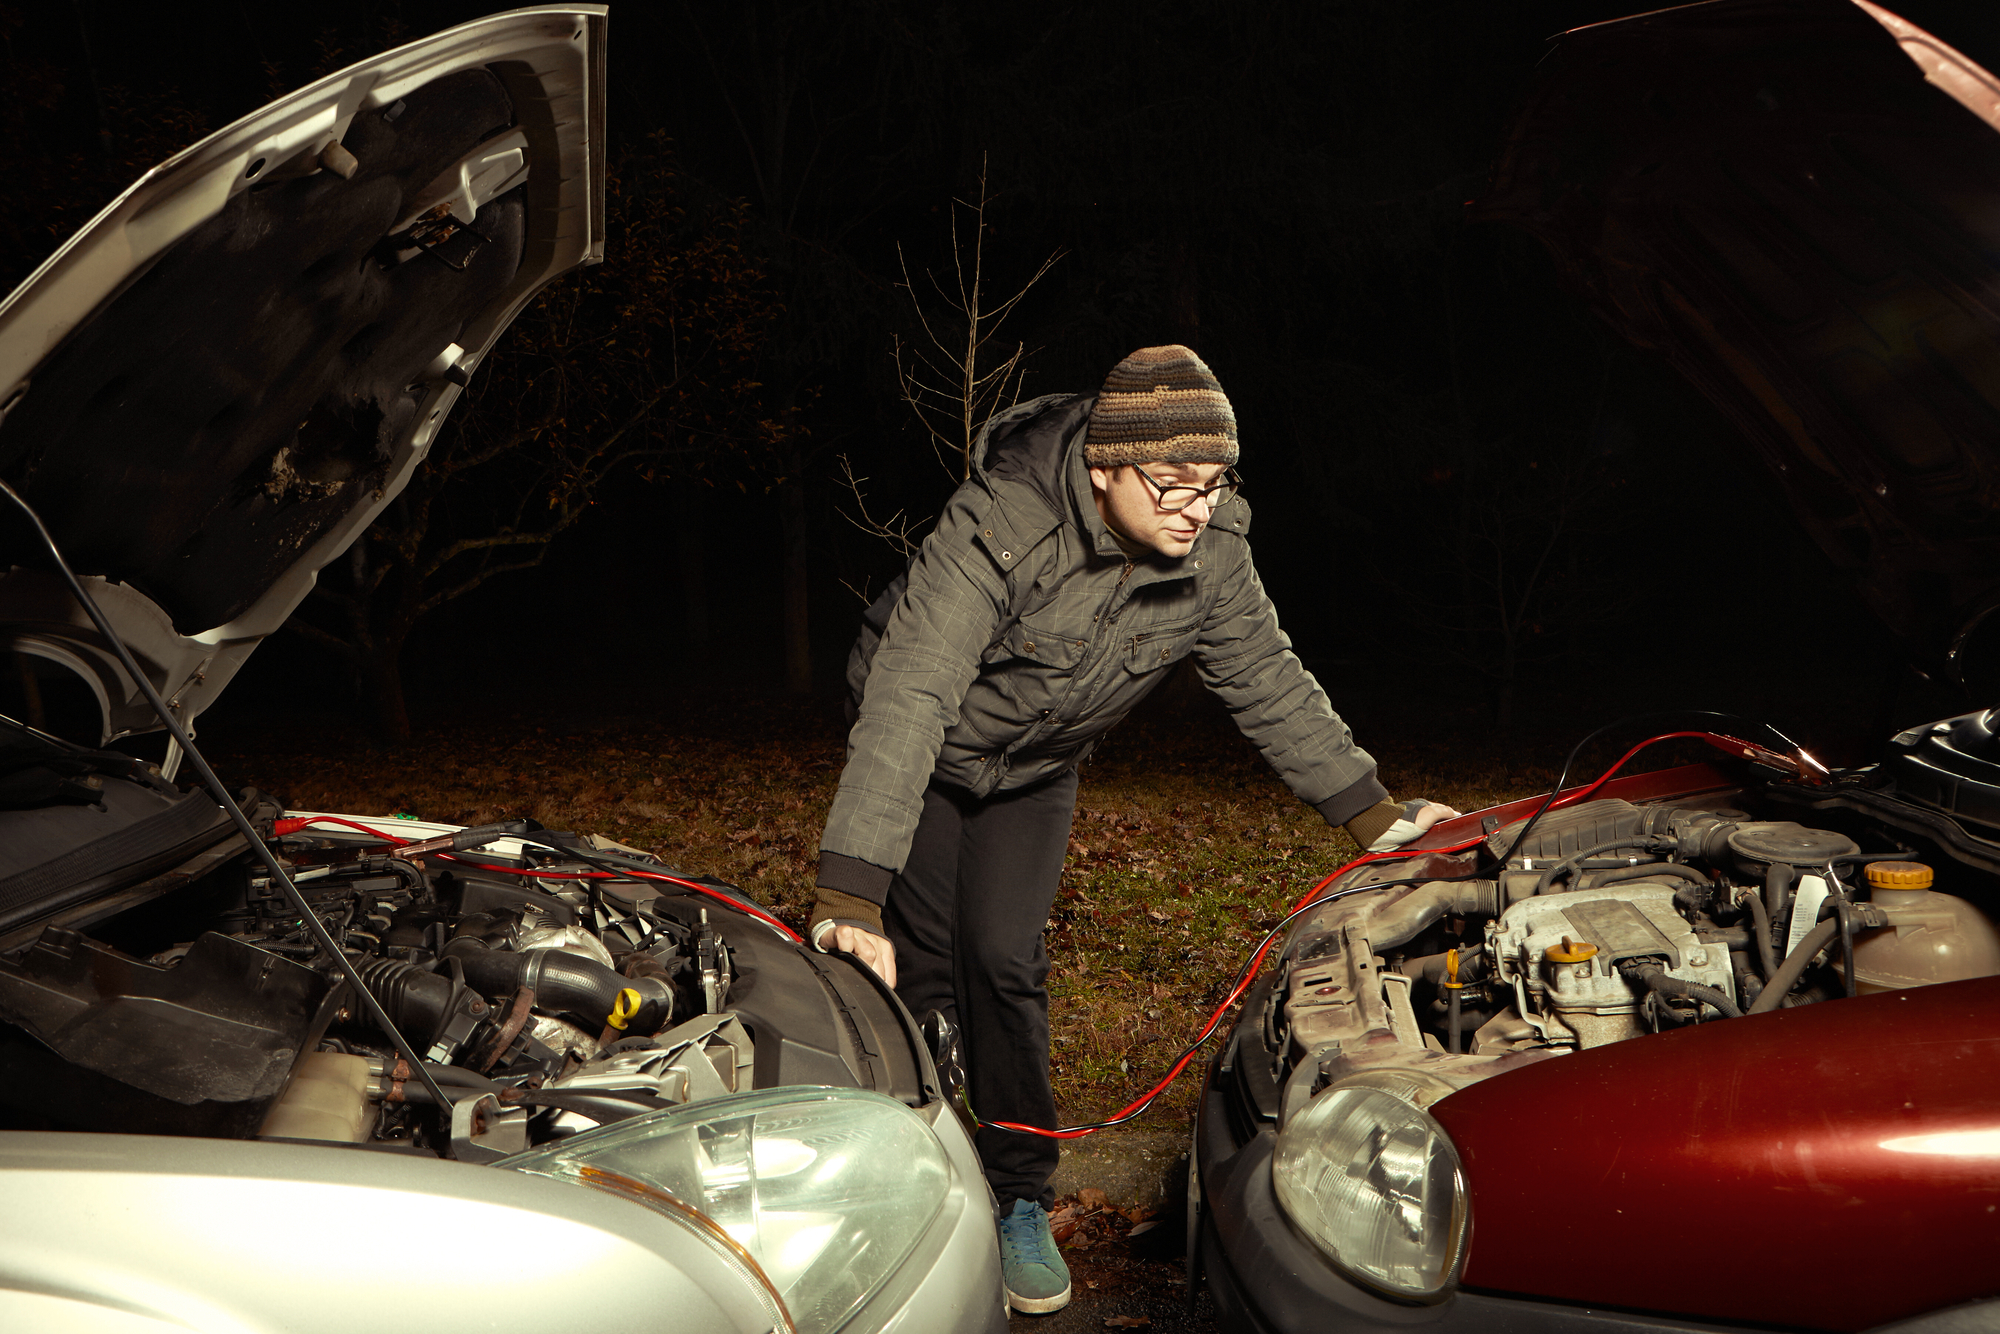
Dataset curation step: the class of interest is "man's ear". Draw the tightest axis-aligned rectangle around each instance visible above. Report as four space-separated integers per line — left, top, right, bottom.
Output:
1088 465 1113 497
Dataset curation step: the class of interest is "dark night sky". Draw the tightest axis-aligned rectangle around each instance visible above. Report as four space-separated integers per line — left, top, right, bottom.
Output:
6 0 1998 762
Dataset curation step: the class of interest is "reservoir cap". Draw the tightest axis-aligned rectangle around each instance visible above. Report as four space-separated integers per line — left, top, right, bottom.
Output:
1866 861 1933 890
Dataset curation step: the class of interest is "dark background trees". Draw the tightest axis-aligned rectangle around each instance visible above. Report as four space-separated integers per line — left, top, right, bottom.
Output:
0 0 1982 760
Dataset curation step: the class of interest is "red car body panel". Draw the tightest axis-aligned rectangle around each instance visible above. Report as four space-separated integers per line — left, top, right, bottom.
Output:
1430 975 2000 1330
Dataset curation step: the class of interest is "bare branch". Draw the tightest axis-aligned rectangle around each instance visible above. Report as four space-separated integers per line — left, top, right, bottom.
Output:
414 552 552 621
281 618 358 662
833 452 924 560
887 155 1063 492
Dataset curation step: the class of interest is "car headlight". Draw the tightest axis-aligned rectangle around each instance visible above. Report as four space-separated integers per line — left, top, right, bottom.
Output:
1271 1083 1469 1303
504 1087 953 1334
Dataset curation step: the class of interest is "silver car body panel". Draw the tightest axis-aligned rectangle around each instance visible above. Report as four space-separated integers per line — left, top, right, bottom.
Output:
0 5 607 744
0 1131 779 1332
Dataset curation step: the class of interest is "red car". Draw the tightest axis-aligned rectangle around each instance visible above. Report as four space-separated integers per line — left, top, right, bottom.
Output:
1190 3 2000 1330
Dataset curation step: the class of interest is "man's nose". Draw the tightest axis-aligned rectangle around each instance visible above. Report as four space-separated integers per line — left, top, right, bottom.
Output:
1183 494 1212 523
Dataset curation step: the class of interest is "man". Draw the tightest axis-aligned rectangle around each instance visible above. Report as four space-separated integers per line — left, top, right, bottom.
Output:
809 345 1453 1314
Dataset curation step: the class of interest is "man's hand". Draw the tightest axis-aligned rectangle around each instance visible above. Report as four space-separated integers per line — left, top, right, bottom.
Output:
1365 799 1463 853
830 925 898 989
1411 801 1461 834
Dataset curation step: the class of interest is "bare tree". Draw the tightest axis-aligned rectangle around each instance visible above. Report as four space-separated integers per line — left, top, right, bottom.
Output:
839 163 1062 581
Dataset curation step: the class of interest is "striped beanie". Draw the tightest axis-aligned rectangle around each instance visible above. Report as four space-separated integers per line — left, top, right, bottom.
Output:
1083 345 1239 468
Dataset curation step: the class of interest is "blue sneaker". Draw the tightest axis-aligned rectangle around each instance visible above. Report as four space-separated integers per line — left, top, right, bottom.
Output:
998 1198 1072 1314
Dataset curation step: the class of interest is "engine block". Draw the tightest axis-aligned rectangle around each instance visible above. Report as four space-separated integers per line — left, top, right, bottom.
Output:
1487 882 1735 1048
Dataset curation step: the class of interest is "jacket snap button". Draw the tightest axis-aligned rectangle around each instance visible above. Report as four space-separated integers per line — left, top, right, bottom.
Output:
1001 550 1013 560
1025 642 1036 653
1194 559 1203 569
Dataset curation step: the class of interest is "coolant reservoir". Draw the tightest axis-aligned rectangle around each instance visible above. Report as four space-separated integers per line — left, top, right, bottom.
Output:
258 1051 373 1143
1841 862 2000 993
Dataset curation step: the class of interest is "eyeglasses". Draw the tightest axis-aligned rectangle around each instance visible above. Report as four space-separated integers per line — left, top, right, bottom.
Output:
1134 467 1242 513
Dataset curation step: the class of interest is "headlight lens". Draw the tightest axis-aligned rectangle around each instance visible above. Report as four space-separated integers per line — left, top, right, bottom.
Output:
1271 1084 1468 1302
505 1087 952 1334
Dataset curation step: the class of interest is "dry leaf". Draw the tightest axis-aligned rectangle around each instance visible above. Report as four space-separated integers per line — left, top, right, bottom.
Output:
1125 1220 1160 1237
1077 1187 1109 1211
1104 1318 1151 1329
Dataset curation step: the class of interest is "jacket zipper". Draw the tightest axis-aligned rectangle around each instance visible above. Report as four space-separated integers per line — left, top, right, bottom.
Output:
1024 562 1132 745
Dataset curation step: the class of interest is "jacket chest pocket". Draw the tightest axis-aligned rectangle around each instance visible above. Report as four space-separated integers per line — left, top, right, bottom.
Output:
985 618 1089 670
1123 620 1202 674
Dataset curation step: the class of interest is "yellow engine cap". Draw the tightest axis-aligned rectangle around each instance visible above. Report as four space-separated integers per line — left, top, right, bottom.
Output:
1866 861 1933 890
1546 935 1598 964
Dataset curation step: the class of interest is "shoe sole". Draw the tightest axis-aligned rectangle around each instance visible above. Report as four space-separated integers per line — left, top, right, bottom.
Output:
1005 1283 1073 1315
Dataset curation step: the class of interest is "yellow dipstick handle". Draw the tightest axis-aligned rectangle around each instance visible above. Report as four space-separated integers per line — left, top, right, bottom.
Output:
1444 948 1464 990
607 988 642 1032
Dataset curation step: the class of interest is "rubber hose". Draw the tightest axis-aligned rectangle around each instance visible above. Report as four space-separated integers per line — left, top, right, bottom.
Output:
443 938 674 1034
423 1064 501 1090
1746 918 1839 1015
1534 839 1669 895
1355 881 1499 953
1741 890 1778 981
503 1089 672 1125
1731 951 1765 1008
1836 898 1858 998
1590 862 1710 889
1644 971 1743 1019
1764 863 1794 929
351 956 459 1045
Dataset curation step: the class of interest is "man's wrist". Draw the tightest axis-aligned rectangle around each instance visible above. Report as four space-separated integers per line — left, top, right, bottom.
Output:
1316 774 1392 841
1339 798 1404 850
809 885 886 951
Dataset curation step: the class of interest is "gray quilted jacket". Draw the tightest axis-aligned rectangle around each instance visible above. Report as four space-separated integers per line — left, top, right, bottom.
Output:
816 392 1387 905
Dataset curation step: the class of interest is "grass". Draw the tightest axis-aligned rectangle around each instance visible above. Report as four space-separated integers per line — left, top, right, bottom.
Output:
204 687 1553 1132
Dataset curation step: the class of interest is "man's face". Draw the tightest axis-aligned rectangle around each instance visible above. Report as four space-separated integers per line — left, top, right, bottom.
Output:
1088 460 1229 559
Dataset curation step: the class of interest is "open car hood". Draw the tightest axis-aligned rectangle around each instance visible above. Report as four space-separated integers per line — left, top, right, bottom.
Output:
1475 0 2000 682
0 6 606 743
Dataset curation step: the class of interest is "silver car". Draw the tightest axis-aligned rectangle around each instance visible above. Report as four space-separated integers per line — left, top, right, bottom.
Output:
0 9 1005 1332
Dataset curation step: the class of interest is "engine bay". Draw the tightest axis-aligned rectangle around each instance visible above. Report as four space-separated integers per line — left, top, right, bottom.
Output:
1249 779 2000 1122
0 804 928 1160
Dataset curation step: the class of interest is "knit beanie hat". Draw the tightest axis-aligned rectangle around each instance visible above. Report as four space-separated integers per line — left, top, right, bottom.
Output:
1084 345 1239 468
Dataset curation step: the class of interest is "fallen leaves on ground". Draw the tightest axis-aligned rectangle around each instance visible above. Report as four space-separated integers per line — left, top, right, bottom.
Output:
199 688 1546 1128
1051 1192 1157 1253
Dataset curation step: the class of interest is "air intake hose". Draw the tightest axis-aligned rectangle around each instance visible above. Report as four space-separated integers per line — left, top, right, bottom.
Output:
442 937 674 1035
351 957 464 1045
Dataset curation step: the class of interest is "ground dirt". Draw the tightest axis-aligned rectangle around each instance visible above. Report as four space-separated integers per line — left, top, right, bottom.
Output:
199 673 1846 1321
203 684 1550 1133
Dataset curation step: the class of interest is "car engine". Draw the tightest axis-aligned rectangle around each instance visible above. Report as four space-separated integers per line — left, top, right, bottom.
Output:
0 804 926 1160
1249 790 2000 1122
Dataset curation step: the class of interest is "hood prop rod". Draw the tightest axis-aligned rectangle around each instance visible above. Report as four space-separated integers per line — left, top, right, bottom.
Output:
0 481 459 1133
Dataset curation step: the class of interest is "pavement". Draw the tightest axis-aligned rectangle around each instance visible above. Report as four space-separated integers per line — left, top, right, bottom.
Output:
1048 1130 1189 1212
1008 1273 1219 1332
1004 1128 1223 1333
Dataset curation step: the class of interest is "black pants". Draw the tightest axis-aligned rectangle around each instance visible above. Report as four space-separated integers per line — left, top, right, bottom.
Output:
884 769 1078 1210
